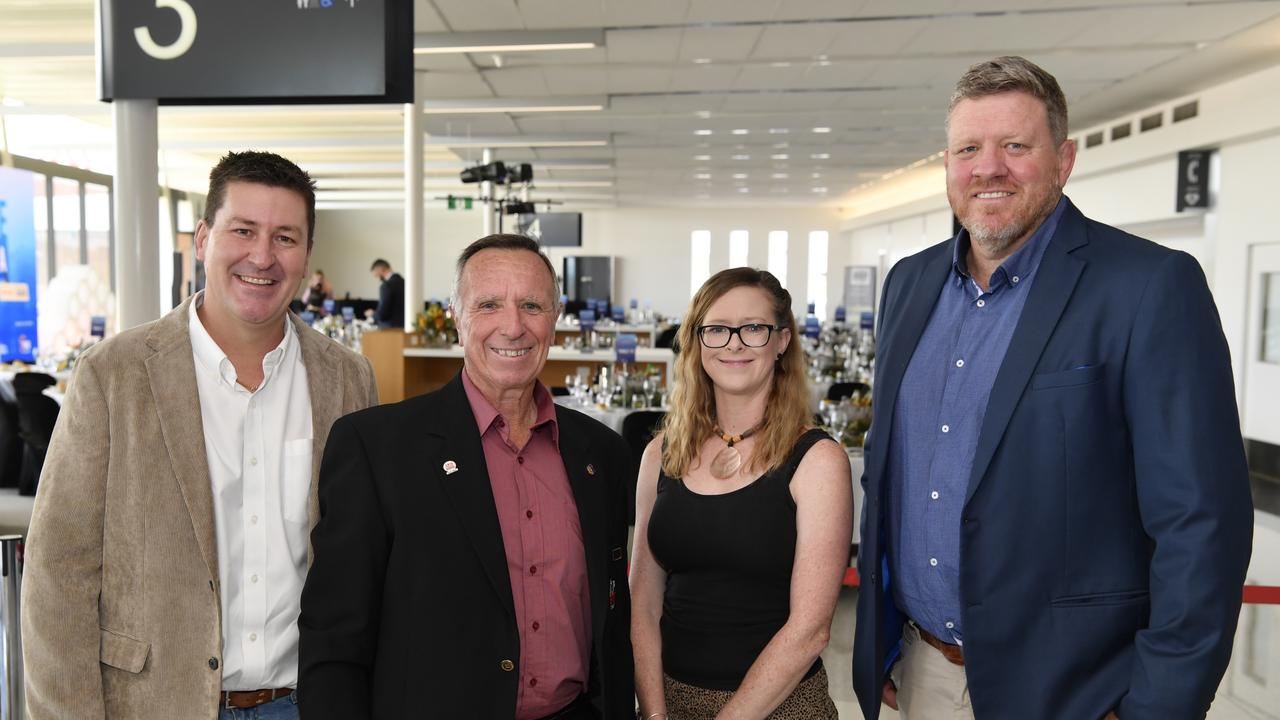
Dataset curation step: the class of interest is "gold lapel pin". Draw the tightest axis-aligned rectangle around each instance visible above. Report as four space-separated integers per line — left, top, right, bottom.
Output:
586 463 596 476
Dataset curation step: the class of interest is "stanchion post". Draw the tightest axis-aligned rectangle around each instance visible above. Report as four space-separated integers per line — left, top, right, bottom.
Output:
0 534 23 720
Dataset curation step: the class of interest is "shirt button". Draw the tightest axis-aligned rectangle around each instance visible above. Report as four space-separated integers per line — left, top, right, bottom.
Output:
930 558 938 567
517 456 524 465
249 633 257 642
955 359 964 368
208 657 219 670
941 425 950 433
532 621 540 631
250 515 259 525
249 457 258 466
1012 276 1020 283
250 574 259 584
526 510 533 519
530 678 538 688
529 565 537 575
976 299 986 308
930 491 939 500
946 621 955 629
500 659 514 672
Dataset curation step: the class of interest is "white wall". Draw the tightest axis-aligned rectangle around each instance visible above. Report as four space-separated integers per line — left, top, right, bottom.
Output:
310 204 844 320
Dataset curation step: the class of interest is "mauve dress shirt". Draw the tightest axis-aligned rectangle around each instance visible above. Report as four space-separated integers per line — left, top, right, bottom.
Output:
462 370 592 720
887 197 1066 645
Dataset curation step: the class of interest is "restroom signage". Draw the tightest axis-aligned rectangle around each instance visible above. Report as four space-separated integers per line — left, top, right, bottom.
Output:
1176 149 1213 212
99 0 412 103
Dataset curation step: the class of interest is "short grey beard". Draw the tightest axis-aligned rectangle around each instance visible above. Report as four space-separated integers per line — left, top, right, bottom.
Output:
966 221 1026 258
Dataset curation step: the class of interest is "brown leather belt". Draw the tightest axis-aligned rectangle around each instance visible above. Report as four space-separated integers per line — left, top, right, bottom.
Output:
916 625 965 666
221 687 294 709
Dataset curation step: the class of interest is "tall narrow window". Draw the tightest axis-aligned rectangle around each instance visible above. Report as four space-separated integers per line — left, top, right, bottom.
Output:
691 230 711 297
807 231 829 320
729 230 749 268
767 231 788 287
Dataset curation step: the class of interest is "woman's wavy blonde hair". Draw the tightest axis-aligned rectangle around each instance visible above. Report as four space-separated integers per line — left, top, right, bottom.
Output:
661 267 811 479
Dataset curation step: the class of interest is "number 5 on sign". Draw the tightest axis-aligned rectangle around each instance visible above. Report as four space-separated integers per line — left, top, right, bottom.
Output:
134 0 197 60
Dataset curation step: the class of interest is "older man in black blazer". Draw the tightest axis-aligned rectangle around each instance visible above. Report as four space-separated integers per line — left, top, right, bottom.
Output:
300 235 634 719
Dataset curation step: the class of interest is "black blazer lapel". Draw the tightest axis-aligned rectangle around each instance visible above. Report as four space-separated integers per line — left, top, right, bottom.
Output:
428 374 517 619
964 203 1089 507
554 411 609 655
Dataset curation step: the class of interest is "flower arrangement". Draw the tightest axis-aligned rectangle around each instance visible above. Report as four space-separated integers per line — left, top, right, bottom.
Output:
415 302 457 347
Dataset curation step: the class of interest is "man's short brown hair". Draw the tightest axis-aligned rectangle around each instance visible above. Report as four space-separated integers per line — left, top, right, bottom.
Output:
203 150 317 247
948 56 1069 145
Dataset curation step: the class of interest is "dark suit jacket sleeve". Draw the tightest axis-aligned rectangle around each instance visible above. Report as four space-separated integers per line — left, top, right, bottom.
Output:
375 278 395 325
298 413 390 719
603 429 636 719
1118 251 1253 717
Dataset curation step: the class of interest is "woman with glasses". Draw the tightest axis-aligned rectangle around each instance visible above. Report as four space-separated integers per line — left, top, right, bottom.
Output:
631 267 852 719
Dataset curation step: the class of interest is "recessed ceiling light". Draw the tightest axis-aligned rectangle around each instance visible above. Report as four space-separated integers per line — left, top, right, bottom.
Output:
768 128 789 135
772 173 789 179
732 154 750 160
695 129 713 136
811 153 830 160
695 110 712 119
812 127 832 133
812 187 829 193
694 58 712 64
771 154 789 160
695 173 712 180
733 173 748 179
812 172 823 178
770 61 792 68
694 154 711 161
732 129 749 135
738 187 751 193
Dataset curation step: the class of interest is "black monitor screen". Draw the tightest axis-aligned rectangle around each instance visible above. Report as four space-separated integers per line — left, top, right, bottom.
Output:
519 213 582 247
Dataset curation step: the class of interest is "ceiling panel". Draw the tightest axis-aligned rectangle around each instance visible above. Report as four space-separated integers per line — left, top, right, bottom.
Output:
606 67 675 93
429 0 524 31
542 66 609 95
481 67 553 96
675 26 765 62
826 18 929 55
607 28 683 64
602 0 692 27
685 0 781 23
751 23 844 59
417 72 497 97
515 0 607 29
664 64 743 92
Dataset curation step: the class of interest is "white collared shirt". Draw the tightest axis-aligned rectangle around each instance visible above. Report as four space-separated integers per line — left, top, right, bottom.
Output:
188 294 313 691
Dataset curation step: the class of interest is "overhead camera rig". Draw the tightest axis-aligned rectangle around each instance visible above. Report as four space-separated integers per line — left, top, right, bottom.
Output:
455 160 559 230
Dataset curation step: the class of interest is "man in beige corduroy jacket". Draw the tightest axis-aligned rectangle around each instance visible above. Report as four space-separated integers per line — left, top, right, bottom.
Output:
21 151 378 719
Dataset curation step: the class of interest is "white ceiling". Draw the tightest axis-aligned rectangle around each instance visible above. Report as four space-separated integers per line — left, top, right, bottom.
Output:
2 0 1280 209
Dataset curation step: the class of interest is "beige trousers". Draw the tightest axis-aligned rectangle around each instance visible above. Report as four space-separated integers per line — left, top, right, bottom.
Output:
889 623 975 720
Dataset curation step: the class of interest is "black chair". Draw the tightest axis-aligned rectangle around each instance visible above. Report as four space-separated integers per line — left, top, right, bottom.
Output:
620 410 666 525
13 372 60 496
0 394 22 488
655 324 680 353
826 381 870 402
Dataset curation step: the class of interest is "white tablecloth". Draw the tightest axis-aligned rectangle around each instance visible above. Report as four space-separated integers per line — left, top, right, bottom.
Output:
552 396 664 435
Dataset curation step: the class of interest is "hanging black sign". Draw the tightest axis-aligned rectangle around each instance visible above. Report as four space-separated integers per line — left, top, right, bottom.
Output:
99 0 413 104
1176 149 1213 212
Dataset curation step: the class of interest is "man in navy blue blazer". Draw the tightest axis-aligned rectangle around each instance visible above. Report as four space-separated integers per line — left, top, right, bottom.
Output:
852 56 1253 720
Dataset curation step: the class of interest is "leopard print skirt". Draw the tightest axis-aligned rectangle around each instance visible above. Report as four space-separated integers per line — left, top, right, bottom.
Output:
661 665 839 720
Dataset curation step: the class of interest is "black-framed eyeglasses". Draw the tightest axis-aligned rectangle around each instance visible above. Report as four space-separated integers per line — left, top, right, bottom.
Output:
696 323 777 349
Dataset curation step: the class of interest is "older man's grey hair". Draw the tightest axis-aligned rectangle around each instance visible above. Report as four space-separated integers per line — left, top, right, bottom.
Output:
449 233 562 322
947 55 1070 146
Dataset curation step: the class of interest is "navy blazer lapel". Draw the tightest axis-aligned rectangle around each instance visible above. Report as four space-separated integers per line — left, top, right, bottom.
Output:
867 245 953 492
429 375 516 618
554 410 608 650
964 202 1089 507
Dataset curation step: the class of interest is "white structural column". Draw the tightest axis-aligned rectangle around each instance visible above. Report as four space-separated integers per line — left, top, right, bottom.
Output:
113 99 161 330
480 147 495 236
404 92 424 330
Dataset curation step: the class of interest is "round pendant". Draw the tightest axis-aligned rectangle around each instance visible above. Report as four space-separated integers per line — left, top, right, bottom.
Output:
710 445 742 480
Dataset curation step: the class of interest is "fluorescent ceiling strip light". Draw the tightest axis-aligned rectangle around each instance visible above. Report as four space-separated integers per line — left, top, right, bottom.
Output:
414 29 603 55
424 135 609 148
421 97 606 114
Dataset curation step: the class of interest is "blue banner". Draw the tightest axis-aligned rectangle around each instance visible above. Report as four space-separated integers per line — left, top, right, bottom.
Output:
0 167 39 362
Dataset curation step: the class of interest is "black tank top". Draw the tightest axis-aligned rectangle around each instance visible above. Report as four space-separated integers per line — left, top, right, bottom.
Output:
647 428 831 690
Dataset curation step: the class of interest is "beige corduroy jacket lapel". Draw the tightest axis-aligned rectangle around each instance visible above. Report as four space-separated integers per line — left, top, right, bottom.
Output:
142 296 219 581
